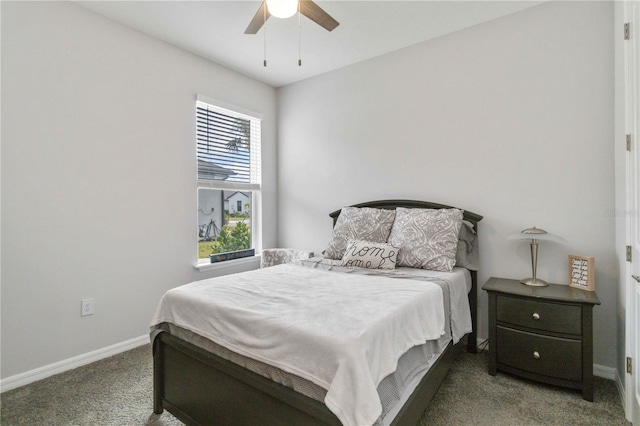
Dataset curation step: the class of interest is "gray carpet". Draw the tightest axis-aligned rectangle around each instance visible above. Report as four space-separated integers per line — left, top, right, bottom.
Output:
0 344 629 425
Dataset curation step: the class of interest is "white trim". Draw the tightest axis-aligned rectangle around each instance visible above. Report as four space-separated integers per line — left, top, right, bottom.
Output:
594 363 617 381
623 0 640 423
615 368 627 416
197 181 261 191
0 335 149 393
477 336 489 351
251 190 263 255
196 254 261 272
196 94 263 121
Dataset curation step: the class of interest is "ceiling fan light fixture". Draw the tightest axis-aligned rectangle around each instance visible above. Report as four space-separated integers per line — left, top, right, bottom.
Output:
266 0 298 19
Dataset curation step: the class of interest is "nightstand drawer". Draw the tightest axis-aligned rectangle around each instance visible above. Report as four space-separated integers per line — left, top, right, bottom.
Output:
497 296 582 335
497 326 582 381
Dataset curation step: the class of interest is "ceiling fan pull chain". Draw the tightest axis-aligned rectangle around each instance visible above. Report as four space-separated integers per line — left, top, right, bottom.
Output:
263 4 268 67
298 2 302 66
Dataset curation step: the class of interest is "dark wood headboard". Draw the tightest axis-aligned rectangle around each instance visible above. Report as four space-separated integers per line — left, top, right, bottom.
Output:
329 199 483 227
329 199 483 354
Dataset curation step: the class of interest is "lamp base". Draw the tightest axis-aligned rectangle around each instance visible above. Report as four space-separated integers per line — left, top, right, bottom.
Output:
520 277 549 287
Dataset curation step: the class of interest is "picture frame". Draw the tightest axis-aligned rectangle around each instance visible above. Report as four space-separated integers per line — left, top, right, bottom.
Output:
568 255 595 291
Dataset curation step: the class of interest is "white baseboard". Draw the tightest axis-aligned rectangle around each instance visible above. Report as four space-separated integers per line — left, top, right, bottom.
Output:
577 364 628 412
477 336 489 350
594 363 617 380
0 334 149 393
613 368 627 420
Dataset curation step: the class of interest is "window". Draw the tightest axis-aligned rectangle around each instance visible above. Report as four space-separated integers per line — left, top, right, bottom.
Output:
196 95 262 264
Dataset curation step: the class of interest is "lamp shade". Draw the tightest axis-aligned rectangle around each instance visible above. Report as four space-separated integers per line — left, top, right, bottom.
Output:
507 227 567 243
266 0 298 18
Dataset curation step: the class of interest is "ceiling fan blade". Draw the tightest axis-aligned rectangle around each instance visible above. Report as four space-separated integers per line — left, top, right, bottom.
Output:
300 0 339 32
245 2 271 34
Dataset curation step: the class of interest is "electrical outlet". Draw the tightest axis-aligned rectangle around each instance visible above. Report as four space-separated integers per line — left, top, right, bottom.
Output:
81 298 94 316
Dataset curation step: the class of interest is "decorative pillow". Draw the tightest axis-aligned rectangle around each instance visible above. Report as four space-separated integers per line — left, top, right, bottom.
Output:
260 248 314 268
324 207 396 260
455 220 479 271
388 208 464 272
340 240 400 270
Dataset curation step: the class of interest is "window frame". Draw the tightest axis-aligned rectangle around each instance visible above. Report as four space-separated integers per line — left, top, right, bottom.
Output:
195 94 262 268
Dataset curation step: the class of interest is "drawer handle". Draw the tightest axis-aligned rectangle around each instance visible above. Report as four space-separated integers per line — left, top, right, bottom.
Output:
533 351 541 359
532 313 540 320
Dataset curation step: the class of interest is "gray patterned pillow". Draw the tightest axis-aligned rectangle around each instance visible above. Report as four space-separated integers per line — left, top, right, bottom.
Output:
324 207 396 260
261 248 314 268
455 220 478 271
388 208 464 272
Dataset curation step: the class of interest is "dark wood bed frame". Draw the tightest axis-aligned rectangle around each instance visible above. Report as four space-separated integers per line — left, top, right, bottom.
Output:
153 200 483 426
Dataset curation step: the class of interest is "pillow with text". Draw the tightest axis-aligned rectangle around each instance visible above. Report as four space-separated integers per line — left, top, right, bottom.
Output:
340 240 400 270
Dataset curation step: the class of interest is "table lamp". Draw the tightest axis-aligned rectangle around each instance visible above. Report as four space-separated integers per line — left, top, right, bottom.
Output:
507 227 567 287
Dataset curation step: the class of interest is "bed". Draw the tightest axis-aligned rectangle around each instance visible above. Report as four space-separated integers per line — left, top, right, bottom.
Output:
151 199 482 426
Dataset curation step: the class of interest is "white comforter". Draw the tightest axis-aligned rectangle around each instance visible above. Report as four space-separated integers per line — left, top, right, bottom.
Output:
151 263 445 426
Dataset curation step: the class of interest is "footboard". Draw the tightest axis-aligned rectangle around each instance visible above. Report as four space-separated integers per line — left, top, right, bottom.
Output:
152 330 461 426
153 330 339 426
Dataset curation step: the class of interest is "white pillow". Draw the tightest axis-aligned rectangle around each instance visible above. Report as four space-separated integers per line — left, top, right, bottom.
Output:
340 240 400 270
388 208 463 272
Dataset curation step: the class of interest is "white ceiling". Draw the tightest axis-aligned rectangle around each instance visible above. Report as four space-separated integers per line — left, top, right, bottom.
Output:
77 1 543 88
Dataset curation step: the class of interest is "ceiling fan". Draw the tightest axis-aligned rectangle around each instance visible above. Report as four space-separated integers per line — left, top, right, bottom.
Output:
245 0 340 34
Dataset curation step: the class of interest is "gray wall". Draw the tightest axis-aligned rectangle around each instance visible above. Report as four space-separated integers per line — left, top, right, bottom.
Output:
1 2 277 378
277 1 617 368
0 0 620 381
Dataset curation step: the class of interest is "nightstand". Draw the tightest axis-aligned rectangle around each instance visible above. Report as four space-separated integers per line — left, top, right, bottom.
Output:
483 277 601 401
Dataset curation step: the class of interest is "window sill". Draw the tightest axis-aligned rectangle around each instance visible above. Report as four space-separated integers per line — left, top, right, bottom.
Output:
195 255 261 273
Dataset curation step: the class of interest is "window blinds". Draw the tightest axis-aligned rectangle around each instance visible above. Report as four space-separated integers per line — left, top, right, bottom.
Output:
196 99 261 191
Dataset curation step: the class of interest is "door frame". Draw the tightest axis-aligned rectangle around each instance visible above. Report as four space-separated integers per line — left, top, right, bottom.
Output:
622 1 640 423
